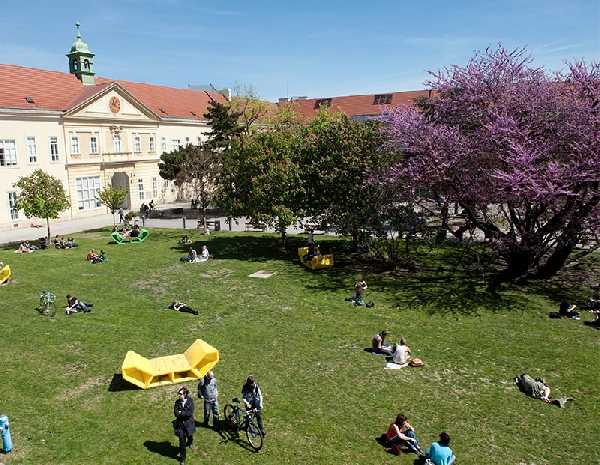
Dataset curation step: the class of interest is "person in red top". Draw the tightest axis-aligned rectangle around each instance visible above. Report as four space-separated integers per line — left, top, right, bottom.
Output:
385 413 424 456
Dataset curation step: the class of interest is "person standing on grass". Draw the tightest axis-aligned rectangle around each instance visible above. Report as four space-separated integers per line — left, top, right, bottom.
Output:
173 387 196 465
426 432 455 465
242 376 266 437
385 413 424 456
198 371 219 429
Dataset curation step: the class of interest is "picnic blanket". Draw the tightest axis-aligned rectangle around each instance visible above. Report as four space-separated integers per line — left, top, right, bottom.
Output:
384 362 408 370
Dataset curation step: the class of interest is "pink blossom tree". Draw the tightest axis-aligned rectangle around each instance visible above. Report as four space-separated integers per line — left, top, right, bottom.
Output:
370 46 600 281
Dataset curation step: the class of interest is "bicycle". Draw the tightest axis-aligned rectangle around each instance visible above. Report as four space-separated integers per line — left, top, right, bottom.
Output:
39 290 57 317
223 397 264 451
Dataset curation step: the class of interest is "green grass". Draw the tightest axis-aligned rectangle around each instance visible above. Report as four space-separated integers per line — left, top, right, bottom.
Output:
1 229 599 464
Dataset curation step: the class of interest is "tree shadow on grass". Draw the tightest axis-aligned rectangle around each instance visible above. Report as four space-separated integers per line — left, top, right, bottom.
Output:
144 440 179 459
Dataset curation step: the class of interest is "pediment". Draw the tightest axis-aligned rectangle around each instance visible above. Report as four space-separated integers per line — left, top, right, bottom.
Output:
63 82 160 122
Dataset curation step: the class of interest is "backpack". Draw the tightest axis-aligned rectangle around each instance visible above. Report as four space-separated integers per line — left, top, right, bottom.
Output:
548 311 561 319
366 301 375 308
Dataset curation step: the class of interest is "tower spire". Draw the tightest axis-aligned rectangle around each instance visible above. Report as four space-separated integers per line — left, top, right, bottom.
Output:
66 21 96 86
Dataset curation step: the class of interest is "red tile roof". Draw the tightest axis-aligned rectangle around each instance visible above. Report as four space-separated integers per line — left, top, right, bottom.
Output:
0 64 227 118
283 90 433 119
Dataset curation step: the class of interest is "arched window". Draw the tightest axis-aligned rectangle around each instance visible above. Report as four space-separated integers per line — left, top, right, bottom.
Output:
84 59 90 69
73 60 79 71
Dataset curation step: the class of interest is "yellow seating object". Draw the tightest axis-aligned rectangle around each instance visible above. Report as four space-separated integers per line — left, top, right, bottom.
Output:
0 265 10 284
298 247 334 270
121 339 219 389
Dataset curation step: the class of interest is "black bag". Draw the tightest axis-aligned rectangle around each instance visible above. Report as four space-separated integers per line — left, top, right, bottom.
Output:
548 311 561 319
366 301 375 308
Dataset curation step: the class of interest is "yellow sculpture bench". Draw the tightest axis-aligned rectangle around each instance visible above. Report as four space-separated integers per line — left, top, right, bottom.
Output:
121 339 219 389
0 265 10 284
298 247 334 270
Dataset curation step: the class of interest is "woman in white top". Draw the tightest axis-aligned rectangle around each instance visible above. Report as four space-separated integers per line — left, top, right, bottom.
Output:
198 245 211 262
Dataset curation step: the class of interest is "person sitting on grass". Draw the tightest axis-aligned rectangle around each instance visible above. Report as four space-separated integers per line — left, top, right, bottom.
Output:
345 280 367 306
385 413 424 456
426 432 455 465
92 250 107 263
372 330 393 355
390 338 411 366
168 301 198 315
65 294 93 315
559 298 580 319
16 241 34 253
86 248 99 262
198 245 212 262
67 237 78 248
178 235 192 244
129 224 140 238
53 235 66 248
188 247 199 263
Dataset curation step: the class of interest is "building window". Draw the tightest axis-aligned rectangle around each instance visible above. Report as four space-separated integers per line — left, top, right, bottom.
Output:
71 136 80 155
185 137 190 145
134 135 141 153
50 137 59 161
149 136 155 152
113 134 121 153
161 137 167 152
197 136 202 146
152 177 158 198
373 94 393 105
314 98 332 109
8 192 18 220
163 179 169 188
75 176 101 210
171 139 180 151
138 179 145 200
26 137 37 163
0 140 18 166
90 136 98 154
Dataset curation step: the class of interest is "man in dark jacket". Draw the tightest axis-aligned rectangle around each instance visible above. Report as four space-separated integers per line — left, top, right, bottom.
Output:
173 387 195 465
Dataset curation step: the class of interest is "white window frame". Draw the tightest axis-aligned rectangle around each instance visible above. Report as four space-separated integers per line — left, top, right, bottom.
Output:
0 140 18 166
50 136 59 162
75 176 101 210
90 136 98 154
171 139 181 151
197 136 202 146
71 136 80 155
138 179 145 200
134 135 141 153
26 137 37 163
113 134 121 153
161 136 167 152
149 136 155 152
152 177 158 198
8 191 18 220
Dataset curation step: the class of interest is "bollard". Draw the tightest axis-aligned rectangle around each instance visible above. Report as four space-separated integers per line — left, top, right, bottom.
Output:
142 215 146 227
182 216 187 229
227 217 232 231
0 414 13 453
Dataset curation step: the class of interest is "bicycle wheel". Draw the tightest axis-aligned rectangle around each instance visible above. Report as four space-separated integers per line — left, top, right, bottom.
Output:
47 301 56 317
246 416 263 450
223 404 238 433
39 297 47 315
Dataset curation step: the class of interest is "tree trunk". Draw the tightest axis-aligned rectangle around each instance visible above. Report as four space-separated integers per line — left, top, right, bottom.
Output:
46 218 51 242
536 241 576 279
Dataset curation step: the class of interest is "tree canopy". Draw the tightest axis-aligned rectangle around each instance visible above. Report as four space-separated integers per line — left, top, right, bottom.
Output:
13 169 70 239
369 45 600 282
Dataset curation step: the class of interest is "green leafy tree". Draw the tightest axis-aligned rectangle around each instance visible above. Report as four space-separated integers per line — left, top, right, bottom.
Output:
95 185 128 226
203 97 243 148
230 83 271 134
216 126 304 247
13 169 70 239
300 109 391 247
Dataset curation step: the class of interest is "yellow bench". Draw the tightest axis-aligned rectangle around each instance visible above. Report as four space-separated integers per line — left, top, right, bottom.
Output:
298 247 334 270
121 339 219 389
0 265 10 284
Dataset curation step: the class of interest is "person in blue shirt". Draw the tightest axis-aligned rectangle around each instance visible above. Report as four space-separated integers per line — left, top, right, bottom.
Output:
426 432 455 465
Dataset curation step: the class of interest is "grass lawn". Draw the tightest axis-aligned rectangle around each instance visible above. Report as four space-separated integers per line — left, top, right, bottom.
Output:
0 228 599 464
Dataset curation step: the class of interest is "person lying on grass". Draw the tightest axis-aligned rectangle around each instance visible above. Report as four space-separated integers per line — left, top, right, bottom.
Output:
168 301 198 315
66 294 93 315
514 374 550 402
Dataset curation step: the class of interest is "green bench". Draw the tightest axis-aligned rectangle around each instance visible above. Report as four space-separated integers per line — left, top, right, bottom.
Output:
111 229 149 244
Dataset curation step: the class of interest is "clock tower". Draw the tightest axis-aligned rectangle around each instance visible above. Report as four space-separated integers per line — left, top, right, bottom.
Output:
66 22 96 86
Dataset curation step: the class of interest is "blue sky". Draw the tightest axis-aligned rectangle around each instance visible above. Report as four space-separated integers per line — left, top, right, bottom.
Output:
1 0 598 102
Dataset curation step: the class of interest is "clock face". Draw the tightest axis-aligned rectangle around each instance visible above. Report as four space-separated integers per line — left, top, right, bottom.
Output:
109 96 121 114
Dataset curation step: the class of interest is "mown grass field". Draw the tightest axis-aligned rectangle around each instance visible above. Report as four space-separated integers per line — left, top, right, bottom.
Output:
0 228 599 464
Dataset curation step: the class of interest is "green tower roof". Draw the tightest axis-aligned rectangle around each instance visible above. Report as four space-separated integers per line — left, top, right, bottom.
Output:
69 22 93 55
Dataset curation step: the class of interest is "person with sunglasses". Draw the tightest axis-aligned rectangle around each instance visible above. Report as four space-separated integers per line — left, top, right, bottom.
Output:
173 387 196 465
